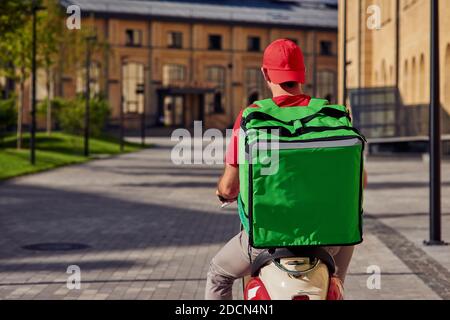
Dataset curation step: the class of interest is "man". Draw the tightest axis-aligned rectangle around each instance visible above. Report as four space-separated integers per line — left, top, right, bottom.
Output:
205 39 366 300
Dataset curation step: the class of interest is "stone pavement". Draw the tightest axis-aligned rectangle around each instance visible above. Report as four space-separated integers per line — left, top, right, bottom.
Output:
0 137 449 300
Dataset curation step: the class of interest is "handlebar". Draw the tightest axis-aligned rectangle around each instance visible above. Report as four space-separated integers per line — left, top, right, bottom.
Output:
217 195 237 208
218 195 237 203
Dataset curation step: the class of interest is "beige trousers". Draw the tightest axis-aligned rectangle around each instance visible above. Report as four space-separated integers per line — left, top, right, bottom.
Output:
205 231 354 300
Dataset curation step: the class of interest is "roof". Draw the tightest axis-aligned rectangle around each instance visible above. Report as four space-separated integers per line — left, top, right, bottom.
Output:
60 0 338 29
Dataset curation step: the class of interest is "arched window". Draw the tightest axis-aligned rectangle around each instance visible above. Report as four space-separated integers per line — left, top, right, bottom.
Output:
316 70 336 103
389 65 394 84
76 61 101 98
245 68 265 105
419 54 426 103
381 60 387 86
403 60 409 103
122 62 144 114
162 64 186 86
205 66 226 114
411 57 416 104
37 69 52 102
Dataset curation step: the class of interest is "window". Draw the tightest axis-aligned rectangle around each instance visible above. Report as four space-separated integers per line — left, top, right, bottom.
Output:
125 29 142 47
381 60 387 85
208 35 222 50
205 66 226 114
168 31 183 49
162 64 186 86
247 36 261 52
76 61 101 98
245 68 265 104
36 69 52 102
411 57 417 104
122 62 144 114
316 70 336 103
320 41 333 56
403 60 409 103
419 54 426 102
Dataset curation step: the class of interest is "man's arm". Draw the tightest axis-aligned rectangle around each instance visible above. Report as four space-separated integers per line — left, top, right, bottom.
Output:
216 164 239 201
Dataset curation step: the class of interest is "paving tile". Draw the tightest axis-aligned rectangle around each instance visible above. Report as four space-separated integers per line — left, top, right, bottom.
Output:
0 138 448 300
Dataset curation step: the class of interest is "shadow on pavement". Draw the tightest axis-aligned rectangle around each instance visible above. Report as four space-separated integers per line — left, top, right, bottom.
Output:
367 180 450 190
0 183 239 263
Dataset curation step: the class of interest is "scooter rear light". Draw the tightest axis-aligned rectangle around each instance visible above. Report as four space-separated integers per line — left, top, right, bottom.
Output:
292 295 310 301
327 277 344 300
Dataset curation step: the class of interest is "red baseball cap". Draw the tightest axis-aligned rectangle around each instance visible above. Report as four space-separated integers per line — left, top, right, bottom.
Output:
262 39 306 84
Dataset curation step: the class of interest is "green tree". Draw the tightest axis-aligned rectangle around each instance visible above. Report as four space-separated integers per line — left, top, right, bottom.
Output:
0 1 31 38
0 0 65 146
0 0 37 149
1 1 111 148
0 96 17 144
38 0 64 135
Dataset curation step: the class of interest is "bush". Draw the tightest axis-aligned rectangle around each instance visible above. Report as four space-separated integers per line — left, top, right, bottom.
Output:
89 97 110 137
0 96 17 129
37 97 66 129
57 97 110 137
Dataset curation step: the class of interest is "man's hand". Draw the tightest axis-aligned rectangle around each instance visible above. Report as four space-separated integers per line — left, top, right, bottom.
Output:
217 164 239 202
216 189 237 204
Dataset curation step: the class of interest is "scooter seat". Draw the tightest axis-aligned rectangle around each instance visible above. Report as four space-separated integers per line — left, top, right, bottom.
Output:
251 247 336 277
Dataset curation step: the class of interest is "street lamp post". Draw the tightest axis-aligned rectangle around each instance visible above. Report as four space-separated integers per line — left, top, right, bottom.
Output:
119 57 128 152
84 36 96 157
30 1 44 165
342 0 347 105
425 0 447 246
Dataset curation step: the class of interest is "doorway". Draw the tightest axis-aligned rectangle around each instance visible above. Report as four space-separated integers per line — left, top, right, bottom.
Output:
162 95 185 126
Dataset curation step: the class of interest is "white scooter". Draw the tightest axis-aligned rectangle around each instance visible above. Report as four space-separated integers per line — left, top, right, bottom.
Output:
243 247 343 300
219 197 344 301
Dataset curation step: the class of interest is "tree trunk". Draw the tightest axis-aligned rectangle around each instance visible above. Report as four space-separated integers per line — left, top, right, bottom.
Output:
46 65 52 135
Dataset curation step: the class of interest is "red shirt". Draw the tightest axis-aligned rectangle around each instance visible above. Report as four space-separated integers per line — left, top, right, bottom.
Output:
225 94 311 167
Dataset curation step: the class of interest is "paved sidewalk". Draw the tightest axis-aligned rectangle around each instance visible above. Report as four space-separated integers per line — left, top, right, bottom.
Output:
0 137 449 300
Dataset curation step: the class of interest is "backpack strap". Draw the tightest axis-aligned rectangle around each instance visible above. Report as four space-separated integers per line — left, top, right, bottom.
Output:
308 98 329 108
255 98 329 109
254 99 279 110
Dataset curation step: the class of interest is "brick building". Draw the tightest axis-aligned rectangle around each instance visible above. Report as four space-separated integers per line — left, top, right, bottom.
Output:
6 0 339 130
338 0 450 141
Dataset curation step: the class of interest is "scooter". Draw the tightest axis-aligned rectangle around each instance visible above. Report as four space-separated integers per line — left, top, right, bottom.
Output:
243 247 344 300
218 196 344 301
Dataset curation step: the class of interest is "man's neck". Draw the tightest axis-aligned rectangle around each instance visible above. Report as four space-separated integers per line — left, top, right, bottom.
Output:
271 86 302 98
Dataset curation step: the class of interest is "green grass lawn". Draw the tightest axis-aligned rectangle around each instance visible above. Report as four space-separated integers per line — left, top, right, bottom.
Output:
0 132 144 181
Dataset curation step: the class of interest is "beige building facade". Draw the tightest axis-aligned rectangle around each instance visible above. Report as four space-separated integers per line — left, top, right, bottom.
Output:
338 0 450 138
45 0 339 130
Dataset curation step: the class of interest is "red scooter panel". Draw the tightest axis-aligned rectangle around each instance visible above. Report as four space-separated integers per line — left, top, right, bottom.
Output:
244 277 271 300
326 277 344 300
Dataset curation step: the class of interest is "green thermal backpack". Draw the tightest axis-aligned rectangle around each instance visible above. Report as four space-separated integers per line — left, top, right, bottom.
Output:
237 98 366 248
